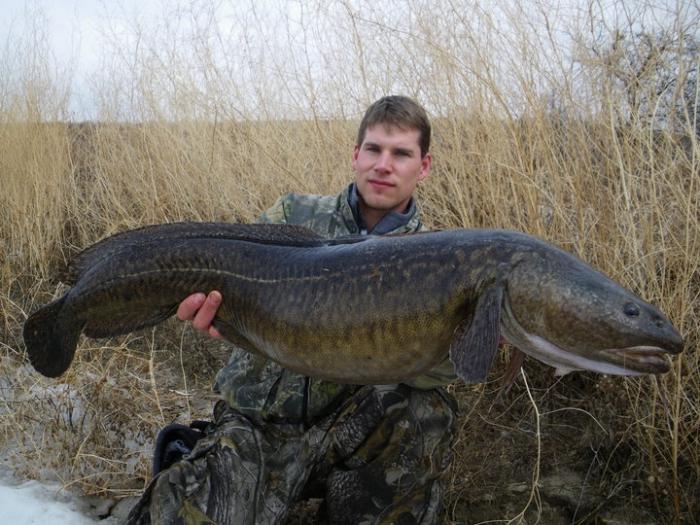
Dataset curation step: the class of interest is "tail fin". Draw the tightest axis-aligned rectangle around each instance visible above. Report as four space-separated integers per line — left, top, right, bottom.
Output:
23 296 84 378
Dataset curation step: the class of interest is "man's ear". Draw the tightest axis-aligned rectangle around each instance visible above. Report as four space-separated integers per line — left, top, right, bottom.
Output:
418 152 432 181
351 144 360 170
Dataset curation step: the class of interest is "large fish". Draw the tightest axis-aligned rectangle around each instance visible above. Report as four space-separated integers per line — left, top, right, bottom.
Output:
23 222 684 383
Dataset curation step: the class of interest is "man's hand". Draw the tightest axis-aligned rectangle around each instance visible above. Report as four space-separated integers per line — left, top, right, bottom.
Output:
177 291 222 339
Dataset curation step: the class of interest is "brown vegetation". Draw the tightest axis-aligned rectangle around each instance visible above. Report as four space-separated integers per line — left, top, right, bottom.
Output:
0 1 698 522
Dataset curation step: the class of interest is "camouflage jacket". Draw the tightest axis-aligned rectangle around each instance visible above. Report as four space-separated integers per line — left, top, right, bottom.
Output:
213 184 457 422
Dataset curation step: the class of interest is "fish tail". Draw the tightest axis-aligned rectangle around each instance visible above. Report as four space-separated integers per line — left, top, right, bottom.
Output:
23 296 83 378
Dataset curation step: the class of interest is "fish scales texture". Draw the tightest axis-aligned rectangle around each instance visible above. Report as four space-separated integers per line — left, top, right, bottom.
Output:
212 235 474 382
23 222 684 382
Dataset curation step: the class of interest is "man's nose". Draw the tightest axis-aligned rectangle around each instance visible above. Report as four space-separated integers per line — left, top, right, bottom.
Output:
375 152 392 173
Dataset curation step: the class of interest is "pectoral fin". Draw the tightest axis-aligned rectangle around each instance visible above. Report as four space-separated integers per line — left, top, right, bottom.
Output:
449 286 504 383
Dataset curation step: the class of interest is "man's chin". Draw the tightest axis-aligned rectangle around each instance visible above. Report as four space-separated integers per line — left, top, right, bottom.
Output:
362 197 399 212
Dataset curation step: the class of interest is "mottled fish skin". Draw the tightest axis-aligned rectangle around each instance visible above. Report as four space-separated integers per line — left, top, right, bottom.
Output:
23 223 684 382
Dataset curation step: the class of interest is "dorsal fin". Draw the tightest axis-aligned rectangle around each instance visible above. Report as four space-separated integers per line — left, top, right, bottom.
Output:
63 222 328 284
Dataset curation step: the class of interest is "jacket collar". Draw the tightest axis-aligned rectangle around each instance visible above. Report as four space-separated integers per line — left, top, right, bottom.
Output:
344 183 419 235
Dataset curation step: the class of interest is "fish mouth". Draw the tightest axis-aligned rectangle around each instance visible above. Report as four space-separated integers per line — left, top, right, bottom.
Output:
601 346 672 373
500 294 676 376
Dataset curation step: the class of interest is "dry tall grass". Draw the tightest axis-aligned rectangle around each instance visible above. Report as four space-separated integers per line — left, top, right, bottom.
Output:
1 0 698 522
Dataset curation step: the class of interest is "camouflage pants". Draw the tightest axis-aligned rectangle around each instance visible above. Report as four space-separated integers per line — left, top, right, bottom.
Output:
126 384 457 525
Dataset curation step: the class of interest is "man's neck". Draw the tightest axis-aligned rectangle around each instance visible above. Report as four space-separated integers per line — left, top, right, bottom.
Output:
347 183 415 234
357 199 410 233
358 202 384 232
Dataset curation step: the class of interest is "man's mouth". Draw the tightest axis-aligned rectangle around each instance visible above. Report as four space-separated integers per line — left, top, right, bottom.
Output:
368 180 394 188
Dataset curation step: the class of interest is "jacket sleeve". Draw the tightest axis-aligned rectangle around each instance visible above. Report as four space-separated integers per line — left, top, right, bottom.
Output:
258 195 290 224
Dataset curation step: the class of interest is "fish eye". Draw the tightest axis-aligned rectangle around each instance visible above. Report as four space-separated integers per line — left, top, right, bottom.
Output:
623 302 640 317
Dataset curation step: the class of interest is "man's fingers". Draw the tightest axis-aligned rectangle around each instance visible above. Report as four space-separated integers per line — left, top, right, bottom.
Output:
177 291 223 336
177 293 206 321
191 291 222 332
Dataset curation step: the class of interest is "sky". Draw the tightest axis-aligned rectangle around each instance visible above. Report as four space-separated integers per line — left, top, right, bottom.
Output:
0 0 163 118
0 0 163 69
1 0 104 67
0 0 294 119
0 0 692 120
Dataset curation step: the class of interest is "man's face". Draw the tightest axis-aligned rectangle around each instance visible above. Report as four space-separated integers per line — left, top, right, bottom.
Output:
352 124 431 214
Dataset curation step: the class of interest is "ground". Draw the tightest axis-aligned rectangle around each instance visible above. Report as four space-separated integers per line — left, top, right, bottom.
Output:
4 325 693 524
440 362 687 524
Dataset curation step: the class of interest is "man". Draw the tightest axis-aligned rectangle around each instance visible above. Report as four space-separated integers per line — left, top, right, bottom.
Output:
127 96 458 525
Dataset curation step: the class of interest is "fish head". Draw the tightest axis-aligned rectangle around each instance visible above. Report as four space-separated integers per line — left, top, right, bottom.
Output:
501 251 684 376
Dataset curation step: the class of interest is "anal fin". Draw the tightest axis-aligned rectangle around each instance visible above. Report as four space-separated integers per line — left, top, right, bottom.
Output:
83 303 179 338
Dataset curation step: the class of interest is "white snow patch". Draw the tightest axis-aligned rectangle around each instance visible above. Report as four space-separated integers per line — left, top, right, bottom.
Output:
0 478 117 525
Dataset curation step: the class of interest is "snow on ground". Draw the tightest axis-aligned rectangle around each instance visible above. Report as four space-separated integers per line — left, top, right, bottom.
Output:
0 478 117 524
